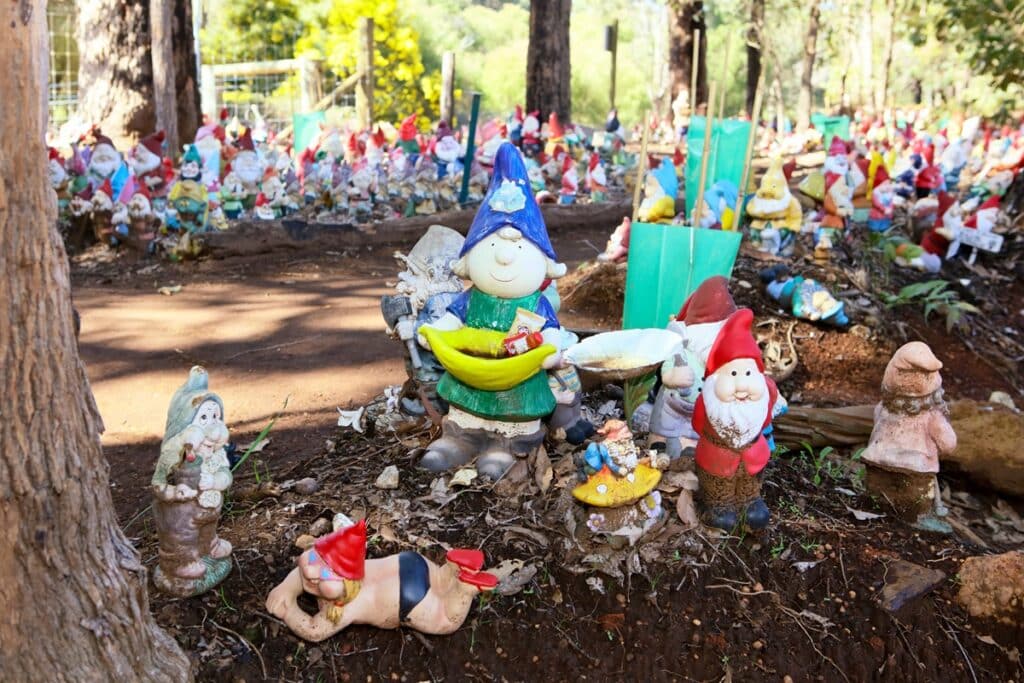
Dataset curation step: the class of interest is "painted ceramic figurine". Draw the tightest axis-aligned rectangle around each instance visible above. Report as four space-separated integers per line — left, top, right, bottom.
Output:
559 155 578 205
861 342 956 533
597 217 631 263
759 265 849 327
418 143 568 479
90 178 116 245
266 518 497 642
867 164 895 232
692 309 778 531
949 195 1003 263
919 191 962 265
585 153 607 202
386 224 466 417
695 180 738 230
638 158 677 223
151 366 233 596
88 131 128 198
746 156 802 254
130 130 169 196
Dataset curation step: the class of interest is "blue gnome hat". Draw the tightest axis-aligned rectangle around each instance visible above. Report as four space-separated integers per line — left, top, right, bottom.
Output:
461 142 555 259
652 157 678 199
705 180 738 218
163 366 224 442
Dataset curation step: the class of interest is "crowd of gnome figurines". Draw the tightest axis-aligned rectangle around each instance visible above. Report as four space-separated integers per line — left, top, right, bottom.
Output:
144 119 1017 641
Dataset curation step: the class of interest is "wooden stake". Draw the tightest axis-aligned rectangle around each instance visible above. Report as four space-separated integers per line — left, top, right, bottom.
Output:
691 81 717 227
690 28 701 112
356 17 375 130
150 0 178 155
733 72 765 230
717 34 733 120
631 111 651 222
440 52 456 126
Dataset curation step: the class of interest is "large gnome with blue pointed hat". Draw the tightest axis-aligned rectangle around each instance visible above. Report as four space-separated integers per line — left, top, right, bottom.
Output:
418 143 590 479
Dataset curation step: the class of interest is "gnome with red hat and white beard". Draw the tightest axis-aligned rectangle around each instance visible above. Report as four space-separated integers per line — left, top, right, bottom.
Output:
585 152 608 202
919 191 963 263
521 111 542 157
130 130 168 195
947 195 1002 263
648 276 736 459
87 132 126 189
559 155 578 205
692 308 778 531
231 128 265 205
266 517 498 642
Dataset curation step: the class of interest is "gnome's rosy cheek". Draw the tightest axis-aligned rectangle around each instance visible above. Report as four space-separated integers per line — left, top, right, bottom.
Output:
317 577 347 600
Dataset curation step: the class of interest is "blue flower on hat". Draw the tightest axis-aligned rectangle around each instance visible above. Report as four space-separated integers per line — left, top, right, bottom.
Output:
489 179 527 213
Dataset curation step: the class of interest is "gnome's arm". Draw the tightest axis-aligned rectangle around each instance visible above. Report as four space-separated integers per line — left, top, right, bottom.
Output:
928 411 958 456
417 290 467 347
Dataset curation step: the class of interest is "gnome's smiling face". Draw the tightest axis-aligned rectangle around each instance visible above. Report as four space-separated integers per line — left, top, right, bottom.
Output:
89 143 122 179
463 226 549 298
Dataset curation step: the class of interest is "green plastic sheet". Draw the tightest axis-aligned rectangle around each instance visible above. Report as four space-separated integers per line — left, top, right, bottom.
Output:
622 222 743 330
684 116 751 216
810 114 850 150
293 112 327 154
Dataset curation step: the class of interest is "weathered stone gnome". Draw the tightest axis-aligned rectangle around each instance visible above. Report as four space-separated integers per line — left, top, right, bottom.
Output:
862 342 957 533
692 309 778 531
418 142 570 479
151 366 233 596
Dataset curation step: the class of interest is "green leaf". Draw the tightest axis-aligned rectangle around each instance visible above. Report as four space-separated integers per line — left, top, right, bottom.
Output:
623 373 658 421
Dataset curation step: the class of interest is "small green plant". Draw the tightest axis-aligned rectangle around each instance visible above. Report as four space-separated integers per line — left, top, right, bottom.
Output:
800 539 822 554
770 537 787 559
881 279 980 332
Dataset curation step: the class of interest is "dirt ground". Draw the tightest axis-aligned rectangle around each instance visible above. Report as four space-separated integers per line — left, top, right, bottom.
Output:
72 212 1024 682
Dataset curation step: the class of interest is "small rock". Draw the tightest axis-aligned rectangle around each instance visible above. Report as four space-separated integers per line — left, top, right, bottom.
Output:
988 391 1017 411
294 477 319 495
956 551 1024 625
294 534 316 550
752 640 763 650
375 465 400 490
946 400 1024 496
309 517 331 537
692 618 701 627
878 559 946 612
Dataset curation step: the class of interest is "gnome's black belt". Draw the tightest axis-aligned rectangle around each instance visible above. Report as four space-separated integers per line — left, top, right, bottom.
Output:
398 551 430 622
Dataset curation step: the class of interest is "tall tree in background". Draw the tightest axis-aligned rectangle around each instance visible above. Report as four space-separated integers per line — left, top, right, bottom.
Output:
526 0 572 123
1 2 192 681
76 0 199 149
795 0 821 131
746 0 764 116
667 1 707 112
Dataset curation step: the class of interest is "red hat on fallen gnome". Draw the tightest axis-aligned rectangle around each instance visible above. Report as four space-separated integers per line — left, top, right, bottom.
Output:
704 308 764 378
141 130 166 156
963 196 998 229
314 519 367 580
934 191 957 227
676 275 737 324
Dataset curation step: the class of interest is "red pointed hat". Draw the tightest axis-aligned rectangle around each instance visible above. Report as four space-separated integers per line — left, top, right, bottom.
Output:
977 195 1001 212
588 153 599 172
371 125 386 148
236 127 255 152
314 520 367 580
399 114 418 141
254 192 268 207
782 159 796 182
828 137 848 156
548 112 565 138
673 147 685 167
704 308 764 378
935 191 957 224
915 165 942 190
873 164 890 186
676 275 737 324
561 154 575 173
141 130 166 155
48 147 61 161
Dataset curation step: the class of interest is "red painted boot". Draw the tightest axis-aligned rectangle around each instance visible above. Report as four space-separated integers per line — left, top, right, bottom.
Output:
446 548 485 572
458 569 498 591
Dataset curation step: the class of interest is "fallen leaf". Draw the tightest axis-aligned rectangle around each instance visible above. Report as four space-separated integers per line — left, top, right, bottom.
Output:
158 284 182 296
846 506 885 521
450 468 478 487
377 524 399 544
503 525 550 548
586 576 606 594
792 560 822 573
497 563 538 596
799 609 834 628
488 558 524 582
534 447 553 493
337 407 366 432
597 612 625 630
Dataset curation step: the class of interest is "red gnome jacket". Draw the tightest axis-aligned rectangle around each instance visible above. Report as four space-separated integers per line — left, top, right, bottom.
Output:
691 309 779 478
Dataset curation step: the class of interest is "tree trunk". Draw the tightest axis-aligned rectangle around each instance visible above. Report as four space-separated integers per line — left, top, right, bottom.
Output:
668 1 707 112
745 0 764 116
876 0 896 112
173 0 201 149
76 0 156 147
0 4 193 682
795 0 820 132
150 0 178 154
526 0 572 123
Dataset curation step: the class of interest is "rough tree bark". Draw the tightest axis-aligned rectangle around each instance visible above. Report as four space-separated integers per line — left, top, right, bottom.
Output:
526 0 572 124
668 1 707 111
876 0 897 112
795 0 821 132
746 0 765 116
151 0 178 154
173 0 201 147
0 3 193 682
76 0 155 147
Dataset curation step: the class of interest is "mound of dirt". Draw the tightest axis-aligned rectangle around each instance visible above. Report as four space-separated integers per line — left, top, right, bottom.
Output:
560 261 626 328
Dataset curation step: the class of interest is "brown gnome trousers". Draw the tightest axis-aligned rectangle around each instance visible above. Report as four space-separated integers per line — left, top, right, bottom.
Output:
697 465 764 510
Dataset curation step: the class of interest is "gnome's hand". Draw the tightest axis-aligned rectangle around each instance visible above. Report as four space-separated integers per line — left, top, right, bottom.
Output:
542 351 563 370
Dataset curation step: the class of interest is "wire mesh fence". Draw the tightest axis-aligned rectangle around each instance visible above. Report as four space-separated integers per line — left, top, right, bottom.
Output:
47 0 79 128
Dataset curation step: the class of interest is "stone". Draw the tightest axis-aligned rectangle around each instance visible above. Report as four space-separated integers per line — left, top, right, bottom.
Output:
944 400 1024 497
309 517 331 537
956 551 1024 625
294 477 319 495
375 465 400 490
877 559 946 612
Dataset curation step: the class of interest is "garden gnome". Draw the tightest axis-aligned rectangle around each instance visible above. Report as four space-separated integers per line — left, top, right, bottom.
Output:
597 217 631 263
126 184 158 252
585 152 608 202
232 128 264 203
266 518 497 642
692 309 778 531
867 164 895 232
919 191 962 262
397 114 421 157
861 342 956 533
695 180 739 230
949 195 1001 263
88 131 127 191
418 143 568 479
521 111 542 157
131 130 168 195
48 147 70 213
151 366 233 596
90 178 115 245
818 173 853 256
387 224 466 417
638 158 677 223
559 155 578 205
545 112 566 156
760 265 849 327
746 156 802 254
179 144 204 183
648 276 737 458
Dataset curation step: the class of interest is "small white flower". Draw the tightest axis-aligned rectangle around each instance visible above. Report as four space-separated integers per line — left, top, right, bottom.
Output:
488 179 527 213
596 483 608 494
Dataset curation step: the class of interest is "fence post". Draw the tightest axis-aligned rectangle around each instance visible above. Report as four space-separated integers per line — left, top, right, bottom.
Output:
298 57 322 113
440 52 456 126
606 21 618 110
200 64 217 120
356 17 374 130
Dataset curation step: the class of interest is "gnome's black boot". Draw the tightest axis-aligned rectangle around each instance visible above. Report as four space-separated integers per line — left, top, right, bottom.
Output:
702 505 739 531
744 498 771 530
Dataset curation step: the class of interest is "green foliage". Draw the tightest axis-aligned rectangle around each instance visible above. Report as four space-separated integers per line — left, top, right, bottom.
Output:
881 280 980 332
623 372 658 421
202 0 303 62
298 0 441 121
933 0 1024 91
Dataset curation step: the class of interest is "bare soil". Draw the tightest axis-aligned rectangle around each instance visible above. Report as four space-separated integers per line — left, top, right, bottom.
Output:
72 210 1024 682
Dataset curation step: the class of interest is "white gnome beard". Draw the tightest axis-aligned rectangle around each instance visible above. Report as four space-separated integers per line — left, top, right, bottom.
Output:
684 321 726 363
751 193 791 214
823 155 848 176
233 151 263 187
702 373 770 449
131 146 161 175
48 161 67 187
128 196 152 218
90 145 121 178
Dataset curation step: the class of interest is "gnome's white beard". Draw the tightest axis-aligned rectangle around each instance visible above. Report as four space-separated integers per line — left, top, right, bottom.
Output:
751 193 791 215
90 145 122 179
684 321 726 364
234 151 263 187
823 155 848 177
702 373 770 449
131 146 161 175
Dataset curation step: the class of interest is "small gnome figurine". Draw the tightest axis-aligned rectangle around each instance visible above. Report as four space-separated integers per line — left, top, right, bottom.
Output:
130 130 168 195
559 154 578 205
266 518 497 642
861 342 957 533
597 216 631 263
638 158 678 223
585 152 608 202
151 367 233 596
919 191 962 263
746 156 802 253
692 309 778 531
867 164 895 232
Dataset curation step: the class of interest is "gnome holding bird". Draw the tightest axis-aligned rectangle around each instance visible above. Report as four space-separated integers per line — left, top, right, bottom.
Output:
692 309 778 531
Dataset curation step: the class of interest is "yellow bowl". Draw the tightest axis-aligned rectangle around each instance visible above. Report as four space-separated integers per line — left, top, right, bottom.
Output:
421 326 556 391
